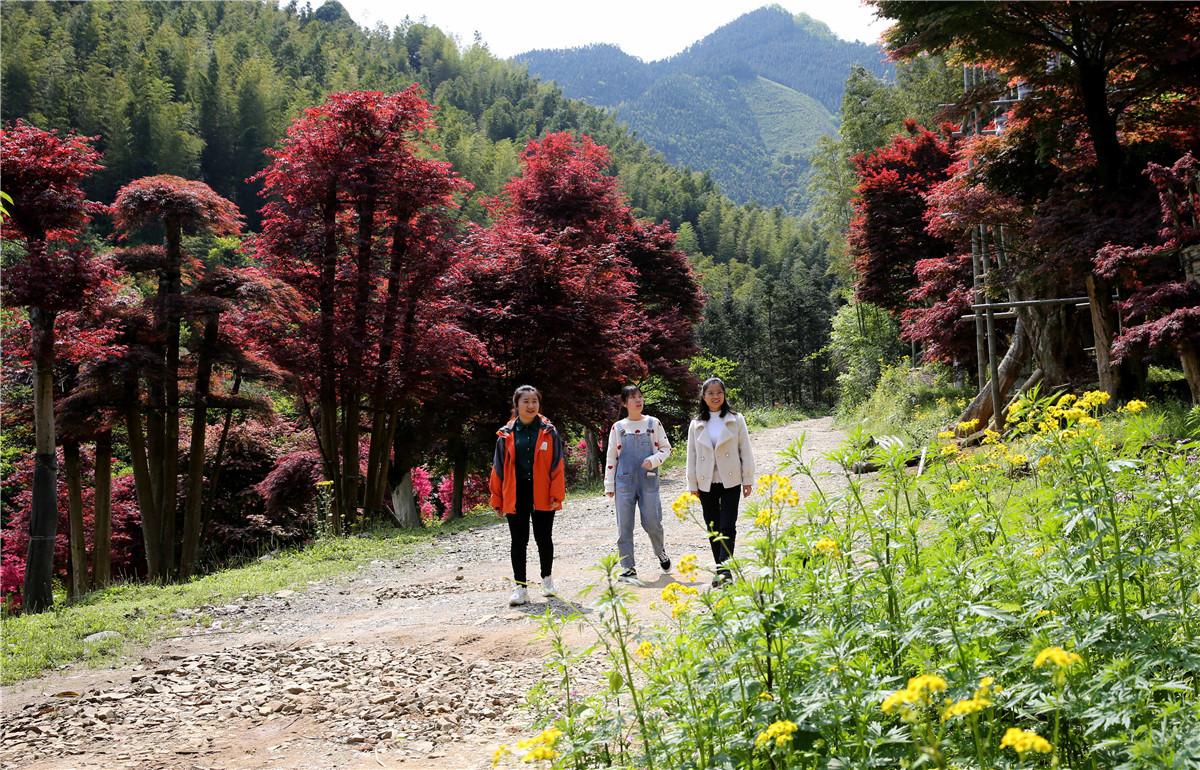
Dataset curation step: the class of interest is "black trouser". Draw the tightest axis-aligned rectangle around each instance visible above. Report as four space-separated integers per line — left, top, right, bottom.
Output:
508 477 555 584
699 482 741 567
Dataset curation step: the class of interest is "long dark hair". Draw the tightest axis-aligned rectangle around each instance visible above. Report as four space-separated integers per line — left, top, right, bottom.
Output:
511 384 541 417
697 377 735 421
618 384 643 420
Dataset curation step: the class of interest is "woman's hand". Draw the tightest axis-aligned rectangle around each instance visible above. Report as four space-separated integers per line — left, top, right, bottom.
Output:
742 484 753 498
606 491 615 498
641 458 654 470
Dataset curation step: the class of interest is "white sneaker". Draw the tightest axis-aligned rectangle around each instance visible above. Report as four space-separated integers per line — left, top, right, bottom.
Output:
542 576 557 597
508 586 528 606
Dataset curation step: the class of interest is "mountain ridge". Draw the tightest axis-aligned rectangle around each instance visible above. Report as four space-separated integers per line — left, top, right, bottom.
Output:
515 5 890 211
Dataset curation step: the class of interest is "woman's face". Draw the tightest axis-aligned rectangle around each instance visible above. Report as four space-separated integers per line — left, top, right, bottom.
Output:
624 390 645 412
703 384 725 412
517 392 540 422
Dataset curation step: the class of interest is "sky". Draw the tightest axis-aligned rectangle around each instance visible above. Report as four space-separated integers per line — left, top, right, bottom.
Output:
335 1 891 61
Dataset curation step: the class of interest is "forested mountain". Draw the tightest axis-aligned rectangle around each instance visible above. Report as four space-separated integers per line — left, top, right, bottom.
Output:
1 0 837 406
517 5 890 212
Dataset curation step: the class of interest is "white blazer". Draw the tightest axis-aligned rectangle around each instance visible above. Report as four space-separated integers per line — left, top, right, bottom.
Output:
685 411 755 493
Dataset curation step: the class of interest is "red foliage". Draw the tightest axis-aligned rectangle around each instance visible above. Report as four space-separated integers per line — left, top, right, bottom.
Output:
1 450 145 610
900 254 977 365
435 473 489 517
1096 153 1200 361
612 221 705 397
500 132 629 241
111 175 243 237
0 119 103 241
849 121 957 314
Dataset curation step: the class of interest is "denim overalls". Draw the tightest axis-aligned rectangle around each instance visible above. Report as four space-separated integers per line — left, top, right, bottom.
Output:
614 418 666 571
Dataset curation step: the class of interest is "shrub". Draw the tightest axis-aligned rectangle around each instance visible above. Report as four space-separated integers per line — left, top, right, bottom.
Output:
511 396 1200 769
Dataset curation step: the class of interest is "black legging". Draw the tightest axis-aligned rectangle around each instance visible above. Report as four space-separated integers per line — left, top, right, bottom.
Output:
699 482 741 567
508 478 555 584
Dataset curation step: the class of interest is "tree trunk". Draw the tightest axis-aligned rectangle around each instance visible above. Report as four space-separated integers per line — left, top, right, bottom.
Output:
159 218 183 579
201 368 240 545
63 440 88 599
450 441 468 520
388 469 422 529
956 319 1031 431
365 219 409 518
341 195 377 529
1087 273 1122 400
1019 304 1074 389
318 183 343 535
180 313 219 580
585 427 602 483
1180 345 1200 404
92 431 113 587
23 307 59 613
125 397 162 580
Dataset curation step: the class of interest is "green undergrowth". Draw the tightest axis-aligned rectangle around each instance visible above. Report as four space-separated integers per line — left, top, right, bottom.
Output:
0 514 497 684
505 394 1200 769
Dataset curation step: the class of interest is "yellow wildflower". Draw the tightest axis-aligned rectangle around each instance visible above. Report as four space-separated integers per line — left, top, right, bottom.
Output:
661 583 699 604
672 491 700 521
941 443 959 456
949 479 970 494
812 537 840 557
521 745 558 762
758 690 774 701
754 508 777 528
999 727 1052 754
982 428 1002 445
492 744 511 768
943 675 999 721
635 640 656 659
1005 453 1028 466
882 674 948 716
957 419 980 432
1034 646 1083 670
316 479 334 487
754 720 798 751
937 430 956 440
1079 390 1111 409
677 553 699 581
1057 393 1077 406
1122 399 1148 414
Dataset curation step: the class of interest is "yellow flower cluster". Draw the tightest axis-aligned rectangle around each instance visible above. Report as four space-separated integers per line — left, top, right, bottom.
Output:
635 640 656 658
1005 452 1028 466
677 553 699 581
758 474 800 507
1121 399 1148 414
937 429 956 440
957 419 980 432
672 491 700 521
516 727 562 763
492 744 510 768
315 479 334 488
662 582 699 619
940 443 959 457
812 537 840 557
940 676 998 722
754 720 798 751
1033 646 1083 670
881 674 948 716
949 479 971 494
754 508 778 528
999 727 1052 754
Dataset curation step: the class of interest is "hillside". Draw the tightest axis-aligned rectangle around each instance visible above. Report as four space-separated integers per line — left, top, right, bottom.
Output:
516 5 890 212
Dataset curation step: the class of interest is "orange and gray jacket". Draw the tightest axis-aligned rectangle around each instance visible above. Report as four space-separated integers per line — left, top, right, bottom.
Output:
489 415 566 514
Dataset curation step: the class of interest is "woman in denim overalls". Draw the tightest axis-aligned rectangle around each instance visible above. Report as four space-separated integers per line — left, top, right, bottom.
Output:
604 385 672 584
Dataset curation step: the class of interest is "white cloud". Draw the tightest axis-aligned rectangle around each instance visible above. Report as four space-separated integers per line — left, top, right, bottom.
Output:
336 0 890 61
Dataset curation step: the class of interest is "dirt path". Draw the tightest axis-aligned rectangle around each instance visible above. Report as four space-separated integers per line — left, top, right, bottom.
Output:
0 417 845 770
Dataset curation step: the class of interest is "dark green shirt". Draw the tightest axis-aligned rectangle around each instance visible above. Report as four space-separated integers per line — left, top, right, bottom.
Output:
514 417 540 482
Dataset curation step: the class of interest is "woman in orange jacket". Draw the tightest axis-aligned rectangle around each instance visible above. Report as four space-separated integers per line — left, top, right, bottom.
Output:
490 385 566 606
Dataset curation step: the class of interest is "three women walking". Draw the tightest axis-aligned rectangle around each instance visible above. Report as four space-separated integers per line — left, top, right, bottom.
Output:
490 377 757 605
604 384 672 585
685 377 754 587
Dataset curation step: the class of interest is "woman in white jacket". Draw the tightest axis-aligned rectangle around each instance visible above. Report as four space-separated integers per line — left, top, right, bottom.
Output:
685 377 754 587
